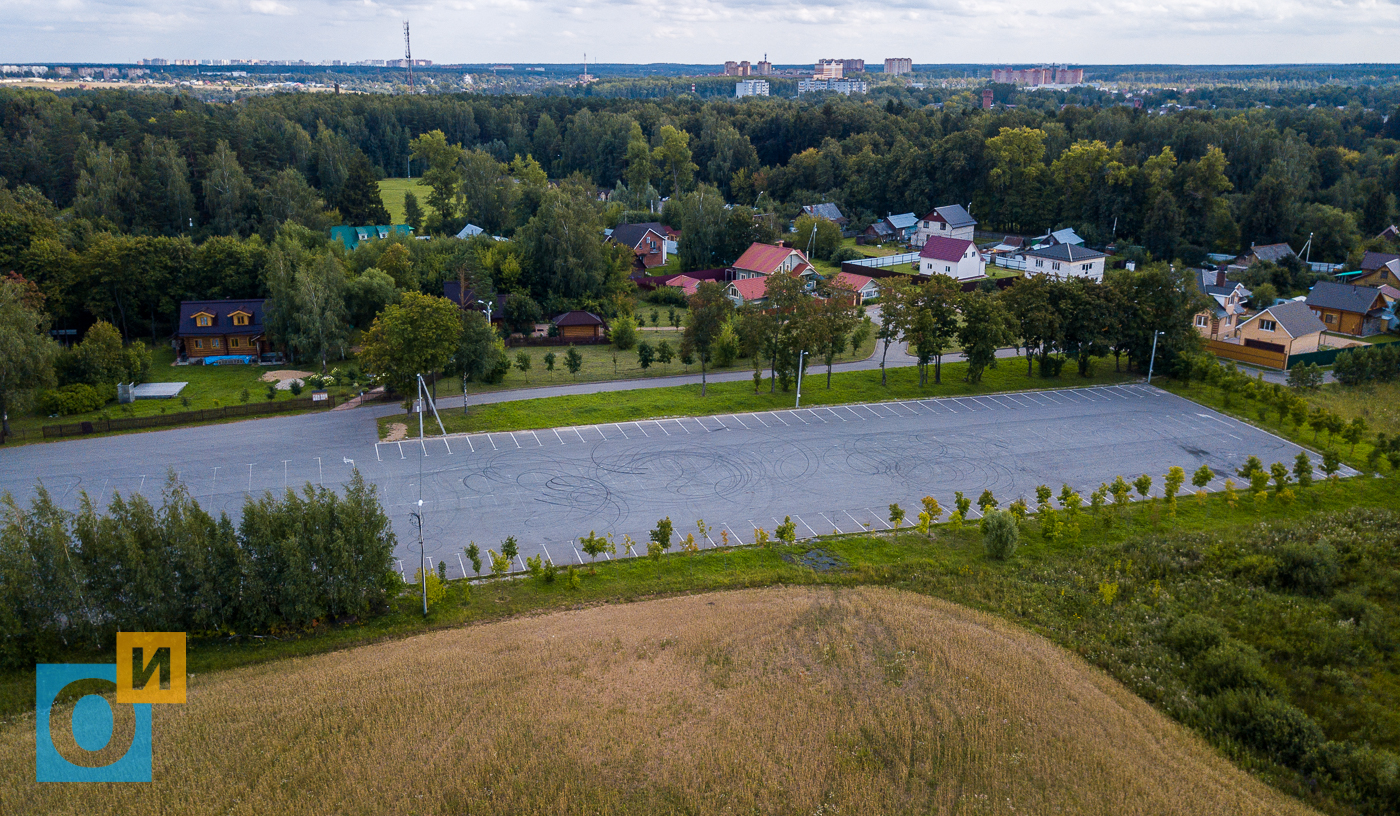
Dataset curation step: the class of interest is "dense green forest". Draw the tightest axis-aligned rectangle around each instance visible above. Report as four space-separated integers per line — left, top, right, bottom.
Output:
4 84 1400 340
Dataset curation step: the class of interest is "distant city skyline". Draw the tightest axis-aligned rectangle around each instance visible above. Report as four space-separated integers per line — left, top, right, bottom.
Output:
1 0 1397 66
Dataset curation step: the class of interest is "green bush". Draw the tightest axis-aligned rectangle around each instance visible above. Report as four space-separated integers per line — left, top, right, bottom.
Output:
1164 614 1227 659
1209 689 1324 767
829 246 862 264
982 510 1019 560
1273 542 1339 595
40 383 115 415
1193 640 1273 694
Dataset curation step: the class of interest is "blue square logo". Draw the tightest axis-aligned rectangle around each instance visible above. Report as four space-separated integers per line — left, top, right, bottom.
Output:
36 663 152 782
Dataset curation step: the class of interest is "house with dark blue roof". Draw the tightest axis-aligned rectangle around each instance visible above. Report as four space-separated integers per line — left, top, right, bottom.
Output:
175 299 269 362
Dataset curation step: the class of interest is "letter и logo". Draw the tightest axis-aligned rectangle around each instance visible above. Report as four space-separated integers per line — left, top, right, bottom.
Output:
35 632 186 782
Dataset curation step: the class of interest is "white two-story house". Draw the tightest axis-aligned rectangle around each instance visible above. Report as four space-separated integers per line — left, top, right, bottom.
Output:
918 236 985 281
1022 244 1107 282
912 204 977 248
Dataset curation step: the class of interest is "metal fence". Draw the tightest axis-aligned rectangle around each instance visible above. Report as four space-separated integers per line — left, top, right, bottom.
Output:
1284 347 1347 369
840 252 920 270
40 395 336 439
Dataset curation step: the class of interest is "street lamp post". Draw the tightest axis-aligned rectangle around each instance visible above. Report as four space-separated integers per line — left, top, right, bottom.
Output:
1146 330 1165 384
476 299 493 324
795 350 806 408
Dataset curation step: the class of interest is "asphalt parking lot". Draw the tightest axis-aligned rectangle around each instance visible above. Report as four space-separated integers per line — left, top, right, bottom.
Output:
0 383 1337 579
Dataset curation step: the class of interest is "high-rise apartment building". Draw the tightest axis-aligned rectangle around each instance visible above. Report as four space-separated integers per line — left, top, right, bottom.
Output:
736 79 770 98
814 60 844 80
884 58 913 75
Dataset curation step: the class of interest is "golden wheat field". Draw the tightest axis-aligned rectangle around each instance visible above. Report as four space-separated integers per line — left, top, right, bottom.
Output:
0 586 1318 816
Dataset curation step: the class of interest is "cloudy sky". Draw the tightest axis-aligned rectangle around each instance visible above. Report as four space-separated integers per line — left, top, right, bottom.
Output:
3 0 1399 66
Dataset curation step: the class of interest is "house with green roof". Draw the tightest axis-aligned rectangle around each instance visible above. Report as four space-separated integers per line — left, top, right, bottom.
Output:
330 224 413 251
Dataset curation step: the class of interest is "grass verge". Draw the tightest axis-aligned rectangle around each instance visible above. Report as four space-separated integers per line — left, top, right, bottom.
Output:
383 355 1137 438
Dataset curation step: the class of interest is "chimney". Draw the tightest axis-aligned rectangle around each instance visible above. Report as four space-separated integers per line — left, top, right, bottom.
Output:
1215 269 1226 287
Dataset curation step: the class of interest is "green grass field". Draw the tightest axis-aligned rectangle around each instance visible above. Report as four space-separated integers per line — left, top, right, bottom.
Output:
385 354 1135 438
377 177 434 224
7 346 366 443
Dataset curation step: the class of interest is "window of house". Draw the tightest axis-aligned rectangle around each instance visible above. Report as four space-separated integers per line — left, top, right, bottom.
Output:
945 265 952 272
211 338 221 348
230 337 240 348
1259 319 1276 332
232 314 249 327
1035 260 1043 268
194 339 203 349
1382 270 1390 280
940 222 946 230
1052 262 1061 271
1324 313 1335 324
1081 263 1091 271
195 315 212 327
1195 315 1208 327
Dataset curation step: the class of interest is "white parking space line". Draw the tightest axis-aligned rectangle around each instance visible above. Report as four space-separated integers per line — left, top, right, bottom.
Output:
843 509 869 531
530 430 543 446
805 409 826 423
597 426 608 441
822 407 846 421
572 427 586 443
655 420 670 436
818 511 843 533
552 428 565 444
768 412 789 426
508 432 521 449
751 413 769 427
721 522 746 546
865 508 892 530
612 423 629 439
790 411 808 425
441 437 453 455
843 405 865 420
678 419 693 434
793 514 818 537
731 414 750 429
951 398 977 411
633 421 650 437
925 399 955 413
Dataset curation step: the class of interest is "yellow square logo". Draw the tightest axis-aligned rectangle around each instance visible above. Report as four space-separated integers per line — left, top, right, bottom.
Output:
115 632 186 705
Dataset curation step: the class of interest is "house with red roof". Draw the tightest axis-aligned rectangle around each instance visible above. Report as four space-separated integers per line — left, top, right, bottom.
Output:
730 242 810 279
918 236 985 281
668 275 701 296
726 276 770 306
828 271 881 305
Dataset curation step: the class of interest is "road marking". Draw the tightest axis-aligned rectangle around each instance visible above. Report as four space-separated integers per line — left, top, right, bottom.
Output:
866 508 892 530
823 407 845 421
678 419 692 434
925 399 955 413
397 442 405 459
375 444 382 461
530 430 543 446
612 423 629 439
805 408 825 423
420 437 429 457
553 428 565 444
768 412 789 426
573 547 583 564
721 522 745 546
596 425 608 441
843 405 865 420
950 398 976 411
509 432 521 449
818 511 843 533
245 466 251 492
793 514 818 537
634 421 649 437
540 544 554 566
282 460 290 487
441 437 452 454
731 414 750 429
573 427 586 443
655 420 670 436
751 413 769 427
844 509 870 530
457 553 467 579
789 410 808 425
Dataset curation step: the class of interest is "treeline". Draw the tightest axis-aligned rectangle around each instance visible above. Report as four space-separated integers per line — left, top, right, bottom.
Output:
0 472 398 668
5 85 1400 253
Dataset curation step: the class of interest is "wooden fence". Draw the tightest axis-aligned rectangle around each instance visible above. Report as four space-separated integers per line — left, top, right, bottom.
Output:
1206 339 1287 370
41 395 336 439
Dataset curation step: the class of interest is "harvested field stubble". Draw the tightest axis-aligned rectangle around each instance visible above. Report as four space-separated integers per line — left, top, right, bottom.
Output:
0 587 1318 815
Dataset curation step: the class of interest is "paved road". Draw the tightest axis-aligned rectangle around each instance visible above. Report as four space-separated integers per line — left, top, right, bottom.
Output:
1 383 1334 581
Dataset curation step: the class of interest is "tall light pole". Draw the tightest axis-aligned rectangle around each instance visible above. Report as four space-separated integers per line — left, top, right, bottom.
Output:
795 350 806 408
1146 330 1164 384
476 299 493 324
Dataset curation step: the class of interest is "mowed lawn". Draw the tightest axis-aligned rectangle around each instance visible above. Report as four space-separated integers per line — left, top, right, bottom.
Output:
424 327 876 400
0 586 1320 816
377 177 434 224
398 355 1137 438
7 347 363 440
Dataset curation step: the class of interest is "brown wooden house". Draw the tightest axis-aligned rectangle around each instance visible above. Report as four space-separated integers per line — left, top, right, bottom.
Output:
553 311 607 342
1305 281 1387 337
176 299 268 361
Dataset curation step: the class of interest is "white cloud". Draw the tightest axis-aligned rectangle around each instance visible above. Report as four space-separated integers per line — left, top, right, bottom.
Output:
0 0 1397 64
